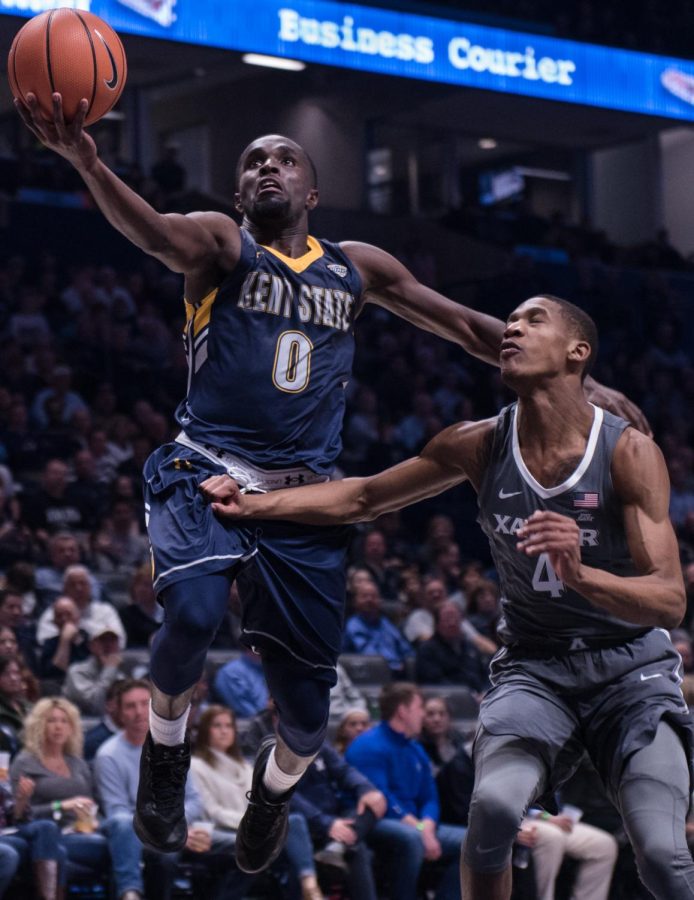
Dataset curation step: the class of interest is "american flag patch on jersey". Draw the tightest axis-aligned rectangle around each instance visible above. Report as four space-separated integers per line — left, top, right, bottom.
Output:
573 492 599 508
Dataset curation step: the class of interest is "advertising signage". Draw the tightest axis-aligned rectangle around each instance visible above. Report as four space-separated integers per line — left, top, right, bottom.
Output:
3 0 694 121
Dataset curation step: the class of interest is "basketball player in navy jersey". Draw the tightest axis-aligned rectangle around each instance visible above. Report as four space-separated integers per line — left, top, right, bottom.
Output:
16 93 648 874
214 295 694 899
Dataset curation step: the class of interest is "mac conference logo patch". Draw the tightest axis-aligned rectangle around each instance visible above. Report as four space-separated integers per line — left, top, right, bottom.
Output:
327 263 348 278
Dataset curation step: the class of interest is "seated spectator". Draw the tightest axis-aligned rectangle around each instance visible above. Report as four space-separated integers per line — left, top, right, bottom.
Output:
67 449 108 531
0 654 32 753
291 740 386 900
417 515 456 571
34 532 82 610
0 587 37 673
30 365 87 431
403 576 446 645
213 648 268 718
430 541 463 600
346 683 467 900
328 663 367 721
0 627 19 662
333 708 371 757
22 459 90 543
345 566 377 609
343 581 413 678
521 804 618 900
0 478 34 573
119 565 163 648
465 579 501 647
0 772 65 900
415 601 489 692
10 697 109 885
38 597 90 684
4 560 39 620
419 696 466 774
37 564 124 648
0 626 40 703
353 528 401 602
95 679 243 900
84 679 124 761
62 623 125 716
191 705 308 898
92 499 149 576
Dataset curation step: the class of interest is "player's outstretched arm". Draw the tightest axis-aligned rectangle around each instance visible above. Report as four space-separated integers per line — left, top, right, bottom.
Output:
341 242 651 433
14 94 241 275
517 429 684 629
205 419 495 526
341 242 503 366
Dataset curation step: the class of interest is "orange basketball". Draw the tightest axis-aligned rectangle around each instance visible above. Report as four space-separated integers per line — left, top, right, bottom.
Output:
7 9 127 126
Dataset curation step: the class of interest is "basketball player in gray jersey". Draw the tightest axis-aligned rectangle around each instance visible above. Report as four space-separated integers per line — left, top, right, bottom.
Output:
208 294 694 899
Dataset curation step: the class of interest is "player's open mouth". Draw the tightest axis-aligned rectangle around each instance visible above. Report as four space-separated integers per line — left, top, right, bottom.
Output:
257 180 282 196
500 341 522 357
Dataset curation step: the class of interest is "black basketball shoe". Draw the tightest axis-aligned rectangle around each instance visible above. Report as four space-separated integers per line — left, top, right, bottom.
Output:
133 732 189 853
235 736 294 874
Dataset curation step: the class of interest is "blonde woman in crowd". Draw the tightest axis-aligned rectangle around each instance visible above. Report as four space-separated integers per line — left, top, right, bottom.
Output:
10 698 109 878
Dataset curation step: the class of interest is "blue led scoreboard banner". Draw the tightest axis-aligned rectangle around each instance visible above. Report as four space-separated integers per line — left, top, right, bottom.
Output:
4 0 694 121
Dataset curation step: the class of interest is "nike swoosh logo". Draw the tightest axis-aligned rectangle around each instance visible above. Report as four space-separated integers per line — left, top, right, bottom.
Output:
640 673 662 681
498 489 522 499
475 842 508 855
95 29 119 90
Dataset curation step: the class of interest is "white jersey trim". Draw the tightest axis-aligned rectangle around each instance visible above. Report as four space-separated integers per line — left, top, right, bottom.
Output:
512 403 604 499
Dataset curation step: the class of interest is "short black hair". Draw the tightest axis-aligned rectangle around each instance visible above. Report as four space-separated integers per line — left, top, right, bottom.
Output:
540 294 599 380
235 137 318 189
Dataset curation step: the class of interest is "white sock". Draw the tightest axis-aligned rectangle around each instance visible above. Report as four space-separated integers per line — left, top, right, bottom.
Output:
262 747 306 797
149 702 189 746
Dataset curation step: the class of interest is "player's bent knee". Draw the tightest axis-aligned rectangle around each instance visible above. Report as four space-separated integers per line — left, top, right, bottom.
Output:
464 788 521 872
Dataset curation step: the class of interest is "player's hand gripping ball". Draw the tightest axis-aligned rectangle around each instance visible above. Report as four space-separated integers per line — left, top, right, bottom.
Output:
8 8 127 125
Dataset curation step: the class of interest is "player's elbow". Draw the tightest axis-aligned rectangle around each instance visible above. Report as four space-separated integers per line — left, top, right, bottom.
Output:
352 481 381 524
658 583 686 630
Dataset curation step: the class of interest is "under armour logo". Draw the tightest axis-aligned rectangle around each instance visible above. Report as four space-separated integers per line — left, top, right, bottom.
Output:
284 474 306 486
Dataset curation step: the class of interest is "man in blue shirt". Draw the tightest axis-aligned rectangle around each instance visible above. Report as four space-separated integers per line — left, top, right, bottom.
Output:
343 581 413 677
95 679 247 900
346 683 466 900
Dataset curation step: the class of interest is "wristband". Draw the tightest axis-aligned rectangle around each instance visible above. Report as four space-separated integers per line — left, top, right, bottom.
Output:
540 811 551 820
416 821 425 832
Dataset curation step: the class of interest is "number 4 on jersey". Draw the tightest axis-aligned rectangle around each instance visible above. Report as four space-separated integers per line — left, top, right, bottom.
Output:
531 552 564 598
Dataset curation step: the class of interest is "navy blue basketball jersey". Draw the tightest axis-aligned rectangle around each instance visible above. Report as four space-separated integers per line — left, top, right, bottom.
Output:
175 228 362 474
477 403 645 646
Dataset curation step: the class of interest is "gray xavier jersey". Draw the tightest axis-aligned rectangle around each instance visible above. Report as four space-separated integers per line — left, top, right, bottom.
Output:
478 402 645 646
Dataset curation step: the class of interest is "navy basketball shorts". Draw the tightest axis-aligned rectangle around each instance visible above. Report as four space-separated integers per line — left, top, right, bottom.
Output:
476 628 694 801
144 443 351 677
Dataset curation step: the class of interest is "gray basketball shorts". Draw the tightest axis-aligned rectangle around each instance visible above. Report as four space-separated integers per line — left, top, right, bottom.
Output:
476 627 694 800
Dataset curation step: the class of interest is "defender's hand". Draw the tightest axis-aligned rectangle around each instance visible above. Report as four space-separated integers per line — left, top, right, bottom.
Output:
14 93 98 171
584 380 651 437
516 510 582 584
199 474 241 503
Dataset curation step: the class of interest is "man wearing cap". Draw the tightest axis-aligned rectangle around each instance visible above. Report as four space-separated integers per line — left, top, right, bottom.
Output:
62 620 125 716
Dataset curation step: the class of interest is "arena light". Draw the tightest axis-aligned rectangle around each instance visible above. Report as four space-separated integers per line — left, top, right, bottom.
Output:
478 138 498 150
242 53 306 71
